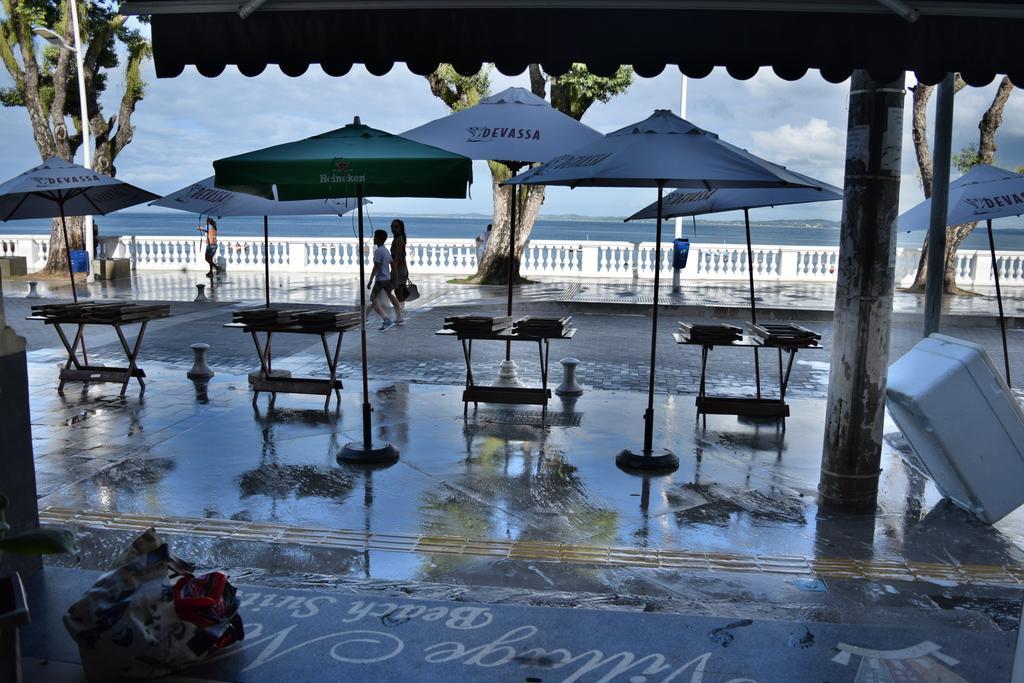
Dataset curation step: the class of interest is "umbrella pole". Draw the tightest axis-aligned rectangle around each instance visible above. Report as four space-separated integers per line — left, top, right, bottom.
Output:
987 219 1012 388
263 215 270 309
506 184 516 361
339 184 398 465
59 201 78 304
743 208 761 398
614 186 678 473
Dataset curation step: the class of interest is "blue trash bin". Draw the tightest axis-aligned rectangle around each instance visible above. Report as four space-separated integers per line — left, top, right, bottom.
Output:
69 249 89 273
672 238 690 269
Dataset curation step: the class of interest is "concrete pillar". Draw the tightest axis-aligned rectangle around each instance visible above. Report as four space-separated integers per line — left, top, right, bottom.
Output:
0 295 41 575
819 70 905 513
924 73 956 337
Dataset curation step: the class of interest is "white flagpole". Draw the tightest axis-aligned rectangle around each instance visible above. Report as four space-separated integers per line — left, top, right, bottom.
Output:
671 75 688 294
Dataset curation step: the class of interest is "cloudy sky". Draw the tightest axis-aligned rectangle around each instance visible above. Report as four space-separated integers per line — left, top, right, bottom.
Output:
2 32 1023 223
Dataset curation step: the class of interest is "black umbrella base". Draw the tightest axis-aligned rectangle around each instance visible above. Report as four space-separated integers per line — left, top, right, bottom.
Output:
338 441 400 466
615 448 679 473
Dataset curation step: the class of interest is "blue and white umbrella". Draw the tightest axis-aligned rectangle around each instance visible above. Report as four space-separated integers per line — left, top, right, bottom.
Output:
626 168 841 323
0 157 159 301
509 110 825 471
403 87 603 338
153 176 365 308
898 164 1024 387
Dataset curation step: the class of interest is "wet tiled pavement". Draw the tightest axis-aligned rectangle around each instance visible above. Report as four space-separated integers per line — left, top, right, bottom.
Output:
8 271 1024 681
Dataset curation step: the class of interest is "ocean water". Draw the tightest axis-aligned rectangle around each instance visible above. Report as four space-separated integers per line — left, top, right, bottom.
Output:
4 212 1024 251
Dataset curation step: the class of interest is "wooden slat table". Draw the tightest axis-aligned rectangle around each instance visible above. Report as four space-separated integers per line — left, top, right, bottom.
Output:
436 326 576 423
674 332 822 428
27 304 171 396
225 320 357 411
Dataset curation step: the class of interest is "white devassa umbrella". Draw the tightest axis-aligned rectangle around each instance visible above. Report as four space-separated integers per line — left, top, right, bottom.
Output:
508 110 823 472
898 164 1024 388
152 177 364 307
0 157 159 301
402 87 603 361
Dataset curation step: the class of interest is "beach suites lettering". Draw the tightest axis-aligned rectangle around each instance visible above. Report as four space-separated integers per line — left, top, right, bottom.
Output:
466 126 541 143
966 192 1024 216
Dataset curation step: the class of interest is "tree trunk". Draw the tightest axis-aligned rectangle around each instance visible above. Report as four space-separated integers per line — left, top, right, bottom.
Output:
911 76 1011 292
475 179 545 284
42 215 86 275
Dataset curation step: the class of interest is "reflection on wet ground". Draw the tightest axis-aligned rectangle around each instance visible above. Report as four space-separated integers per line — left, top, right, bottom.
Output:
30 361 1024 579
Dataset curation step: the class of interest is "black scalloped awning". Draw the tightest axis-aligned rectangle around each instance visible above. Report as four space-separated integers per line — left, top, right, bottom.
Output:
144 5 1024 86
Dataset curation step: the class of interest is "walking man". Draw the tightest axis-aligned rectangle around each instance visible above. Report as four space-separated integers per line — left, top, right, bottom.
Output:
367 229 401 330
197 217 222 278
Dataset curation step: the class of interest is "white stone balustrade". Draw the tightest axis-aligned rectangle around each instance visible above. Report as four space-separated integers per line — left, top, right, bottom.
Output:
2 233 1023 287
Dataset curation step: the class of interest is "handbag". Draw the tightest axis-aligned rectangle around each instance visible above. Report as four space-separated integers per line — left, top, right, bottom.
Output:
404 281 420 302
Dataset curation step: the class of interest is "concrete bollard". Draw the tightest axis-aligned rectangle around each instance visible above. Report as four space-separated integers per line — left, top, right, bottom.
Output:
555 357 583 397
25 281 39 299
187 343 215 380
194 283 208 302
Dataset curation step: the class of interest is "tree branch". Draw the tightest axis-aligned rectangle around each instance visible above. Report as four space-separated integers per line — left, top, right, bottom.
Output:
978 76 1014 166
909 83 934 199
106 40 150 171
528 64 545 99
4 0 56 158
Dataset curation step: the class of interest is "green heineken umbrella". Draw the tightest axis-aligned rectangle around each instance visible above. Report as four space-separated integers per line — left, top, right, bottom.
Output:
214 117 472 201
214 118 472 465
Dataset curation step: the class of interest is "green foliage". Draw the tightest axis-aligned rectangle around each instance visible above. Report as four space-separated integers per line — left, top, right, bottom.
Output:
548 64 633 121
427 64 491 113
952 143 982 173
1 1 136 116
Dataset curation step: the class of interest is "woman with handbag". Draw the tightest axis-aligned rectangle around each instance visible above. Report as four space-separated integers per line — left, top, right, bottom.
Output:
390 219 409 326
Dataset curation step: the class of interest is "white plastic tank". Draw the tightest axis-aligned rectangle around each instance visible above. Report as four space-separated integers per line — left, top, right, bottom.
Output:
886 333 1024 524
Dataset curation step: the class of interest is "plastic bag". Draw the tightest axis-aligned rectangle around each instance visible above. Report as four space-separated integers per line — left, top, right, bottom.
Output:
63 528 244 681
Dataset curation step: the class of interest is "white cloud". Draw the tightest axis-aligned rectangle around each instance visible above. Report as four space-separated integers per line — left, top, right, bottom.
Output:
749 118 846 190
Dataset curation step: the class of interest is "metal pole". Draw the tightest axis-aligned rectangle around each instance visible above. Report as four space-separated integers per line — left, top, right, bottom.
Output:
356 185 372 450
923 73 956 337
672 76 688 295
263 215 270 309
59 201 78 303
819 70 905 513
70 0 95 283
987 219 1012 388
506 182 516 361
642 182 666 456
743 208 761 398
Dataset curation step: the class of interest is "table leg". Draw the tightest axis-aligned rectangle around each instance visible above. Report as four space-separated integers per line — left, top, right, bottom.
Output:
113 322 147 396
699 345 710 429
459 338 474 418
249 331 270 406
780 348 798 402
325 331 344 408
53 323 84 394
539 339 549 424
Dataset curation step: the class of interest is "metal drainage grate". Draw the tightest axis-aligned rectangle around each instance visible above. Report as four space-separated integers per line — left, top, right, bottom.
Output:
469 409 583 427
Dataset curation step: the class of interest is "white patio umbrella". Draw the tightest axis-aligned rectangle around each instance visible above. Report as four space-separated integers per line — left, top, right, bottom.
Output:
152 177 364 307
509 110 823 472
0 157 159 301
402 87 602 363
899 164 1024 387
626 172 841 398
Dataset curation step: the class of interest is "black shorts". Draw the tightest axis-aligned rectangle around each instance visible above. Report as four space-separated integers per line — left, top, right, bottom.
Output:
205 244 219 258
370 279 393 299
